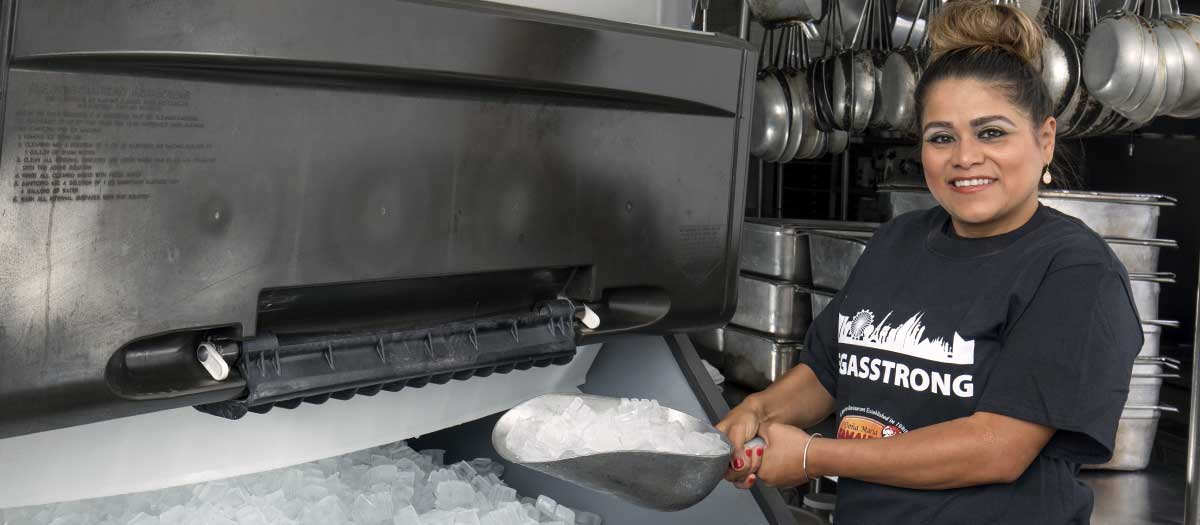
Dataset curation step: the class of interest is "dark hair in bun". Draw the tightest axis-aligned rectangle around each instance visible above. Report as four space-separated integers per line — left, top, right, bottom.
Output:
914 0 1053 128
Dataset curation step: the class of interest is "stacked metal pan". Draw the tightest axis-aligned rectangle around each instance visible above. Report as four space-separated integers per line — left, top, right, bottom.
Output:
876 185 1181 470
690 219 877 391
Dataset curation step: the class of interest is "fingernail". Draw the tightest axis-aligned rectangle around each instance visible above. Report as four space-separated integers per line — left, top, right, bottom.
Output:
745 448 751 456
733 458 744 470
756 447 764 457
748 474 757 484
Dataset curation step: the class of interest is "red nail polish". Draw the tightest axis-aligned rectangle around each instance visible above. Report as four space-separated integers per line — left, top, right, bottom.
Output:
745 448 751 456
733 458 744 470
757 448 764 457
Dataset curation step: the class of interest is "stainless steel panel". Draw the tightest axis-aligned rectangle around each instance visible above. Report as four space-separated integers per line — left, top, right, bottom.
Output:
1041 190 1175 239
878 187 937 217
691 325 802 391
1109 238 1176 274
739 219 877 282
732 274 813 338
1129 274 1168 321
1092 414 1162 471
808 231 871 291
740 221 813 283
1141 324 1161 357
809 287 836 319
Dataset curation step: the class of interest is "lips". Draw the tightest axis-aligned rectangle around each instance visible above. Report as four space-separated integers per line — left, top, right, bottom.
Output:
947 177 996 194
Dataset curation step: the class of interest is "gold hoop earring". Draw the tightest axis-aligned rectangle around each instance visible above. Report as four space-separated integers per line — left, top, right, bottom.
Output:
1041 166 1052 185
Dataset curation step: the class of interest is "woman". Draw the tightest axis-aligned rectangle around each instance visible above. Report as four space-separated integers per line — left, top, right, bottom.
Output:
717 2 1143 523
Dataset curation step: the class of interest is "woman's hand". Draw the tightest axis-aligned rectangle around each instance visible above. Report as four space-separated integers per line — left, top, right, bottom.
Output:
716 397 767 488
756 421 814 488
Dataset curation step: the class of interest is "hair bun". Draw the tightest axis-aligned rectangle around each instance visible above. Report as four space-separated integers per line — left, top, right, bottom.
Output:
928 0 1044 71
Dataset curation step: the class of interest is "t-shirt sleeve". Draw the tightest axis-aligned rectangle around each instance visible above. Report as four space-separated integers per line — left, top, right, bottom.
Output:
976 263 1143 464
797 221 896 398
797 289 844 397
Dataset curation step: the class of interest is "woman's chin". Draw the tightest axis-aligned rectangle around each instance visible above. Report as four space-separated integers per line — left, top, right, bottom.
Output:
940 201 1002 226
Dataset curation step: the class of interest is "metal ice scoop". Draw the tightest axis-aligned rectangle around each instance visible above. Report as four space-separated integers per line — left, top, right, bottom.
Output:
491 393 762 511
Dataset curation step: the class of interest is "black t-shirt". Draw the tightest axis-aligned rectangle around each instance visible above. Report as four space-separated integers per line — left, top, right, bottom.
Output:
797 204 1143 525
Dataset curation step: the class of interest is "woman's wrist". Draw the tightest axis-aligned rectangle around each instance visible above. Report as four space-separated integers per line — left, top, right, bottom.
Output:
804 434 830 479
740 392 772 422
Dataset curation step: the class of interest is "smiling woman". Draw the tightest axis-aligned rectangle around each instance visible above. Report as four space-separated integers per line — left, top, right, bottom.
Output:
716 1 1145 524
914 0 1055 237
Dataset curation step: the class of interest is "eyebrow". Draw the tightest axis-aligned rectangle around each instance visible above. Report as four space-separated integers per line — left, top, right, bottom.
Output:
922 115 1016 133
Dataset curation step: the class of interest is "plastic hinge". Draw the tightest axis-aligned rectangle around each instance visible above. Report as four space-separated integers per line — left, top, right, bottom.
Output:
195 300 577 420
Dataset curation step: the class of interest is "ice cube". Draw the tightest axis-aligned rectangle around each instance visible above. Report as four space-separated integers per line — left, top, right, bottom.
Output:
453 509 481 525
552 505 574 524
420 510 456 525
124 512 158 525
157 505 189 525
350 492 394 524
450 461 478 482
297 483 329 502
429 468 459 486
394 505 421 525
367 464 400 484
396 458 422 474
489 485 517 506
472 492 495 513
316 458 340 477
488 463 505 478
435 481 476 510
534 495 556 518
298 495 344 525
233 506 268 525
421 449 447 467
194 481 231 504
468 458 493 473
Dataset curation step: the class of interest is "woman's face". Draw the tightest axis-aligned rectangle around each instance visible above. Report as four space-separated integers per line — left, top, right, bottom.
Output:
920 77 1055 237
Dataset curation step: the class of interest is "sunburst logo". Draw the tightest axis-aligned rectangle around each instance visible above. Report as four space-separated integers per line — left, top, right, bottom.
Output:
850 310 874 339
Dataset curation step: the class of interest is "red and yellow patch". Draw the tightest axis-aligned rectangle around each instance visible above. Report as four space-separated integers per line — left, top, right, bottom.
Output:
837 416 903 440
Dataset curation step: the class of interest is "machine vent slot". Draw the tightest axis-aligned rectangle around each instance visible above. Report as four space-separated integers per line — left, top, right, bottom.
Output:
196 300 577 419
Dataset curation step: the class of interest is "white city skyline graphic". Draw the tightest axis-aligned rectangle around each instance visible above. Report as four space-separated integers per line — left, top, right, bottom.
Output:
837 309 976 365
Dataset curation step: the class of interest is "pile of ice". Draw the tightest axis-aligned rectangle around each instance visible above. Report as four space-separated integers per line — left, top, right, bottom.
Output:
0 441 602 525
505 398 729 462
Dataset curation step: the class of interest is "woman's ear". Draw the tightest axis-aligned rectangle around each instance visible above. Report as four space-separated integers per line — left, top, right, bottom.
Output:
1040 116 1057 166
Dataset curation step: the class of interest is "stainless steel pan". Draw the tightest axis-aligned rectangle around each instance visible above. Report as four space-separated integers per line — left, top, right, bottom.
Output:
780 26 808 163
740 219 879 282
690 325 804 391
748 0 824 24
1128 272 1173 321
752 29 793 161
1107 237 1176 273
1139 323 1161 356
1163 14 1200 116
1151 16 1186 114
1044 23 1082 119
1085 404 1177 470
808 230 874 290
1083 6 1149 111
1165 14 1200 117
1040 189 1176 238
732 274 814 337
809 286 837 318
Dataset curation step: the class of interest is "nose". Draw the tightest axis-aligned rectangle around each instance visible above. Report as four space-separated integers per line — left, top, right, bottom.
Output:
952 136 985 169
